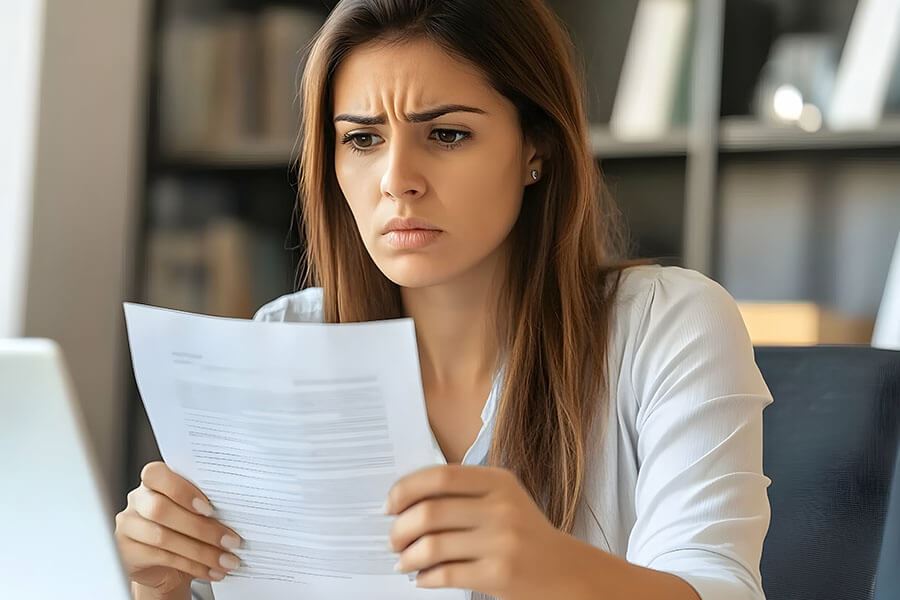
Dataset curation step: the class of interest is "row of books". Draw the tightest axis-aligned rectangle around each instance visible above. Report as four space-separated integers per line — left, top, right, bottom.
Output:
159 6 325 154
144 178 295 318
611 0 900 140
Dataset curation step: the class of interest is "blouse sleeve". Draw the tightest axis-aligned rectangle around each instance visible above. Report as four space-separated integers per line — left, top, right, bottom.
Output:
251 287 324 323
624 268 774 600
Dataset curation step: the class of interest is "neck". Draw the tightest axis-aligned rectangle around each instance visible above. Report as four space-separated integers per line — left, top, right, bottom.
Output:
400 246 507 392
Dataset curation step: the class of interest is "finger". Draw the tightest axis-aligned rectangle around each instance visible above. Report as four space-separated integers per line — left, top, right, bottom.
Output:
117 511 241 574
140 461 214 517
132 485 242 551
395 529 482 574
389 497 481 552
386 465 494 515
414 558 491 591
118 537 227 582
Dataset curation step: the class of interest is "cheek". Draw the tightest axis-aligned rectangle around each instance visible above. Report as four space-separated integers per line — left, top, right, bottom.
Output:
335 161 374 230
447 160 523 246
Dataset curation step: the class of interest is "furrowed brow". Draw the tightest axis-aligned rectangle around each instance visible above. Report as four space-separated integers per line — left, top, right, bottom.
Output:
333 104 487 125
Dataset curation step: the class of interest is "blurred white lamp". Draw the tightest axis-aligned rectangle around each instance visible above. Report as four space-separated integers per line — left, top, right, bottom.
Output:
873 231 900 350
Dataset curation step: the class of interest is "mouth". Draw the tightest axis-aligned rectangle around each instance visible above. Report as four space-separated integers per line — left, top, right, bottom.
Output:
381 216 442 234
382 228 443 250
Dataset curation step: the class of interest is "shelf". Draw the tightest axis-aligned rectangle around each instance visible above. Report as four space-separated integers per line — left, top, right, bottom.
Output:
590 125 689 159
159 138 297 169
719 117 900 153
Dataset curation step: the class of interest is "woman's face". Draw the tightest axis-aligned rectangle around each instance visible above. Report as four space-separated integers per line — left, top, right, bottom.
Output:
332 38 542 289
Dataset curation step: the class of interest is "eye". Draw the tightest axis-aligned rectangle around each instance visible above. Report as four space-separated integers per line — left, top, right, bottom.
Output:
430 129 471 149
340 132 384 155
339 129 472 155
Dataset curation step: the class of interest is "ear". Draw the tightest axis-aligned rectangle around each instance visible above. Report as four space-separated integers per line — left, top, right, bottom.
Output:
523 140 545 186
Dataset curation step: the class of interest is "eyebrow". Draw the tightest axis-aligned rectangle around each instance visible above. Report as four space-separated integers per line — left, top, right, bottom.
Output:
333 104 487 125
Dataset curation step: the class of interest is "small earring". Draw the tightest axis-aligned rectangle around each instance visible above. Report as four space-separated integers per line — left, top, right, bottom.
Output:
530 169 539 181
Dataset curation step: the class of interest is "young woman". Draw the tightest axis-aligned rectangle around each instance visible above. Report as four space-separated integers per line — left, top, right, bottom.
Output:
115 1 774 599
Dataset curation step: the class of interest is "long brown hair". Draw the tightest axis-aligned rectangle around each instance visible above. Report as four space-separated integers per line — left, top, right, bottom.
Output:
293 0 656 534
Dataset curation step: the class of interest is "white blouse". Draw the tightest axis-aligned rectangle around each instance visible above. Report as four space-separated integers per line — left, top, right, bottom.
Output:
191 264 773 600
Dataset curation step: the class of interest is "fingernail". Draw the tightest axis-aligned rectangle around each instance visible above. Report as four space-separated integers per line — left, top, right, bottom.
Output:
192 497 214 516
219 553 241 571
209 569 225 581
221 534 241 550
393 560 404 572
381 499 391 514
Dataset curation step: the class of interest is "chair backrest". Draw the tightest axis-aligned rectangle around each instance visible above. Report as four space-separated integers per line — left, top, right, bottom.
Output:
755 346 900 600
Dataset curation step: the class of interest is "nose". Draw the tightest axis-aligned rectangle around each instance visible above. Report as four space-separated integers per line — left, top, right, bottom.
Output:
380 133 427 202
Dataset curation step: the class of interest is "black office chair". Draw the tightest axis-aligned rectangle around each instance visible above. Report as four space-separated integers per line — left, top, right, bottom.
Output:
755 346 900 600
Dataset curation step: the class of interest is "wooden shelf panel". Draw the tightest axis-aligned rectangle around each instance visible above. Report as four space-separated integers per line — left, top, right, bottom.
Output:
160 138 297 168
590 125 689 159
719 117 900 153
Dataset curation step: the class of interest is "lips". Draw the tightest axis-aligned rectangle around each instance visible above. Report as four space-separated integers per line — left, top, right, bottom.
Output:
384 228 443 250
381 216 442 234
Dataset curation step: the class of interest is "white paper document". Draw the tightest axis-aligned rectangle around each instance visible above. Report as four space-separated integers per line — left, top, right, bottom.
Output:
122 302 467 600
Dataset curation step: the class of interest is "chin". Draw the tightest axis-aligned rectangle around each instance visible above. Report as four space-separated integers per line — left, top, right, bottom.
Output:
372 254 460 289
379 263 450 289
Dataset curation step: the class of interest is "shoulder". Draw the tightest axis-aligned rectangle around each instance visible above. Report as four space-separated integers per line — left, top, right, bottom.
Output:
614 264 747 339
613 264 771 408
615 263 733 311
252 287 324 323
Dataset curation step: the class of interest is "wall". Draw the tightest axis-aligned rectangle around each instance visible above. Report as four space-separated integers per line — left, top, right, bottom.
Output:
22 0 150 509
0 1 45 338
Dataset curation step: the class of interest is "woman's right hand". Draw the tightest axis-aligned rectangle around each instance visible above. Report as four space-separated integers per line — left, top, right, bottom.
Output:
115 461 244 596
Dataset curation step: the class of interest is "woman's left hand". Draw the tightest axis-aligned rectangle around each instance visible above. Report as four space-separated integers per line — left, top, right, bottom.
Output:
384 464 591 600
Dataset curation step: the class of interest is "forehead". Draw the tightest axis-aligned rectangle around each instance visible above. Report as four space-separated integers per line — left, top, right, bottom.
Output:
331 38 499 113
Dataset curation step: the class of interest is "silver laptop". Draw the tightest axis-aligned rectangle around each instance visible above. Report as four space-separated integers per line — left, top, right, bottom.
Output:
0 338 130 599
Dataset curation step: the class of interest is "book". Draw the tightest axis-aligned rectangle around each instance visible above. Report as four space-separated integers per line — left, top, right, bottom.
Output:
826 0 900 130
145 228 208 314
210 13 258 148
258 6 325 142
204 218 255 318
669 1 696 127
720 0 776 117
159 18 219 151
145 218 257 319
610 0 693 140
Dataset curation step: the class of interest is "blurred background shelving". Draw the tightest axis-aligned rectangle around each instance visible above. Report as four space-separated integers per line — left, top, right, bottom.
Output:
126 0 900 479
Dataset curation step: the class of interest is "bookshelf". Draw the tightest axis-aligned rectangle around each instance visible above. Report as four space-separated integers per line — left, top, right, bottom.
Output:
126 0 900 480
